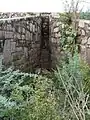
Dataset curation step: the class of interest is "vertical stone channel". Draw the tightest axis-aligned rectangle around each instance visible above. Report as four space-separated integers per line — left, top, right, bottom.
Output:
40 16 51 70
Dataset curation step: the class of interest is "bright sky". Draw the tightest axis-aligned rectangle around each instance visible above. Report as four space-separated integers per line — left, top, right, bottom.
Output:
0 0 90 12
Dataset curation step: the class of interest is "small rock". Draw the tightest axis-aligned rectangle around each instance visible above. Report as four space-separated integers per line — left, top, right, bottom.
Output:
54 27 59 32
81 29 86 36
87 37 90 45
79 20 85 28
81 37 87 45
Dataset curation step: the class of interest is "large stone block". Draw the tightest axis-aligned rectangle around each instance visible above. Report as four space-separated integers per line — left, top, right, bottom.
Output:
87 37 90 45
30 23 33 31
16 47 23 52
24 47 28 58
55 32 61 38
81 37 87 45
3 40 12 65
86 48 90 64
22 28 25 33
81 29 86 36
7 24 13 31
22 35 25 39
80 45 87 61
54 27 59 33
10 42 16 53
5 31 13 39
26 31 30 39
79 20 85 28
17 33 21 39
33 25 35 32
0 31 4 39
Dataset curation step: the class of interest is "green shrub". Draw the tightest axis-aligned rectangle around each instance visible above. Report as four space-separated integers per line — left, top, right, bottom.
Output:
55 53 90 120
80 12 90 20
59 13 72 25
59 13 78 59
80 60 90 93
0 67 61 120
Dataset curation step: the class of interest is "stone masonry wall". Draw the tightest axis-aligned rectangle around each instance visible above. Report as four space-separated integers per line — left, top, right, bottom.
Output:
0 14 60 72
50 16 90 66
78 19 90 65
1 17 41 72
1 13 90 71
49 16 61 68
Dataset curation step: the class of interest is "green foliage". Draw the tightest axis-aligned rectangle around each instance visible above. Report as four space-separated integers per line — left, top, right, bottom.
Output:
57 13 90 119
60 24 77 54
0 12 90 120
80 12 90 20
59 13 72 25
0 67 61 120
55 53 90 120
80 60 90 93
0 55 89 120
59 13 78 57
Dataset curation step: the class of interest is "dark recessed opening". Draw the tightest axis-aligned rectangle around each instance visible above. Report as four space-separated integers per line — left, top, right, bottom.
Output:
0 38 5 53
40 16 51 70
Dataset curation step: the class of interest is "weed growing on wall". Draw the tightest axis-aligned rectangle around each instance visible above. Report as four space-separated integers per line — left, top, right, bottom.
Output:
59 13 78 57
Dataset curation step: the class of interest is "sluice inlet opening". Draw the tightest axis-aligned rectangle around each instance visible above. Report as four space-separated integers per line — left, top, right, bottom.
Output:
40 16 51 70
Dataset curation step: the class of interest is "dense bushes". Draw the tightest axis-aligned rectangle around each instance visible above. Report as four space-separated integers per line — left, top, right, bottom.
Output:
0 12 90 120
0 52 90 120
80 12 90 20
80 61 90 93
54 13 90 119
0 67 61 120
55 53 90 120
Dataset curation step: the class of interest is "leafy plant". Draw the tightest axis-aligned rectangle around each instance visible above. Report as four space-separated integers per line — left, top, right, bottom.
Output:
80 60 90 93
0 66 61 120
55 53 90 120
80 12 90 20
59 13 72 25
59 13 79 60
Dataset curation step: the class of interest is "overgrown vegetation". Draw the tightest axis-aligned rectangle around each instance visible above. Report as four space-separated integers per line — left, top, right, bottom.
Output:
59 13 78 56
0 52 90 120
0 68 61 120
80 12 90 20
55 53 90 120
0 9 90 120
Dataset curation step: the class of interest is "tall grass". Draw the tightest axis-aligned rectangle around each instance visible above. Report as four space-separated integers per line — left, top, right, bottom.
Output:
55 52 90 120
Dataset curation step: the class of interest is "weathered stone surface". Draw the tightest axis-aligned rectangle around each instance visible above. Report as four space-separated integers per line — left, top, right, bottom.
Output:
79 20 85 28
7 24 13 31
54 27 59 32
55 32 61 38
78 20 90 65
1 13 90 71
80 45 87 61
87 37 90 45
0 17 42 71
86 48 90 64
10 42 16 53
5 31 13 39
3 40 12 65
26 31 30 39
81 29 86 36
81 37 87 45
0 31 4 39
